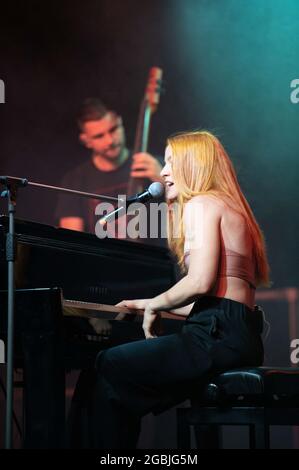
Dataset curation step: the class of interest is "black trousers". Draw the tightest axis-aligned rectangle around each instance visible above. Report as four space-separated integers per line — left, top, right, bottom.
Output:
92 296 264 449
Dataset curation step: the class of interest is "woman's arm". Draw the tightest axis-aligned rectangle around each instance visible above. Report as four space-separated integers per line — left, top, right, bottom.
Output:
149 196 221 312
115 300 194 318
117 196 222 337
167 304 194 317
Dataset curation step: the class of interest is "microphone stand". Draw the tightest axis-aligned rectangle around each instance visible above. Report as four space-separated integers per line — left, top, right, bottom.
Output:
0 177 27 449
0 175 119 449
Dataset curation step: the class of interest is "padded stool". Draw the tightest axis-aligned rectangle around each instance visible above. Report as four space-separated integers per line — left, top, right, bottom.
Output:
177 367 299 449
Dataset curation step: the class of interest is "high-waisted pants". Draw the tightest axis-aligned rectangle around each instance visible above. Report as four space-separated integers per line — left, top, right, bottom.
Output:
93 296 264 448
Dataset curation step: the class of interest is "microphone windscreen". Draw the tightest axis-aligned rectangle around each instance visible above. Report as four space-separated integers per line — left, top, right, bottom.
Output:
148 182 164 199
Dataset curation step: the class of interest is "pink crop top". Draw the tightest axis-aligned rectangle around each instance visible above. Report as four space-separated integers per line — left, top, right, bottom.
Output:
184 248 256 289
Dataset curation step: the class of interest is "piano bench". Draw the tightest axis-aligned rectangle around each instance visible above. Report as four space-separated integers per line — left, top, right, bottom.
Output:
177 367 299 449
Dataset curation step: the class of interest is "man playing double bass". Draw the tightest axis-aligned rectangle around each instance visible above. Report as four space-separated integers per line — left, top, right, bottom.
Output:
55 97 163 235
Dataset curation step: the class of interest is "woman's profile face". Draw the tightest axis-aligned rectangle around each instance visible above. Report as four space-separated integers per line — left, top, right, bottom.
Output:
160 145 179 200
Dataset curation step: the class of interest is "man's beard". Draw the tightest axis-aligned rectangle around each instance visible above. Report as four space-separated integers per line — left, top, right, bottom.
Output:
102 143 123 159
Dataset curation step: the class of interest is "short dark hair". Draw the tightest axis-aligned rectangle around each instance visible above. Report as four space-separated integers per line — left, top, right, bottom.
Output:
77 98 109 130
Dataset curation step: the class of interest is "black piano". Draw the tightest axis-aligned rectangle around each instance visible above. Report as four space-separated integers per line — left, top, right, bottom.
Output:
0 216 180 448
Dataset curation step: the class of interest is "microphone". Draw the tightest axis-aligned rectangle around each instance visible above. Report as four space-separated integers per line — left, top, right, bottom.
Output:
0 176 28 187
99 182 164 226
127 181 164 204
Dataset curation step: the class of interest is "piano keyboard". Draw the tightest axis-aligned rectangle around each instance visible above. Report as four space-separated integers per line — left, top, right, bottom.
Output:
62 297 184 321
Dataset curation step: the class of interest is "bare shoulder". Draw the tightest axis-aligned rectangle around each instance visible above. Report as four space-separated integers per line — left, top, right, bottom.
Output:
184 195 224 217
183 196 222 245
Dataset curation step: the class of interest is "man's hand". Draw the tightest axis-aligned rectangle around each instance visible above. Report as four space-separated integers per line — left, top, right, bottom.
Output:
130 153 163 183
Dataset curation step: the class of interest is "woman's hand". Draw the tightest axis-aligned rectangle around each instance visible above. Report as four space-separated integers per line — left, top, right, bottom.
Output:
142 305 162 339
115 299 150 310
115 299 162 338
115 299 151 320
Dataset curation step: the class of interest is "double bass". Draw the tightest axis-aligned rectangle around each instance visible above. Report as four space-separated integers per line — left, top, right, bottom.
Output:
127 67 163 196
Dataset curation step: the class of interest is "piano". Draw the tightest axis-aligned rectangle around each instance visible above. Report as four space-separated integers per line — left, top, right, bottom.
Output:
0 216 181 448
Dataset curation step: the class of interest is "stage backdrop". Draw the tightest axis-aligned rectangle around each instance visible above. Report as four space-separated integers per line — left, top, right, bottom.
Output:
1 0 298 287
0 0 299 448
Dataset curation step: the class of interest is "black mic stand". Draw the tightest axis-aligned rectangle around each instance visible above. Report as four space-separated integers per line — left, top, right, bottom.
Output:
0 176 27 449
0 175 119 449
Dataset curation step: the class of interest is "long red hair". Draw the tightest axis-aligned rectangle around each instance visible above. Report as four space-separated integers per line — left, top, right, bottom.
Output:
167 130 270 287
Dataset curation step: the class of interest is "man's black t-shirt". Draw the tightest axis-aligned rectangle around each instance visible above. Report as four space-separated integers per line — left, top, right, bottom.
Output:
55 154 166 245
55 156 133 233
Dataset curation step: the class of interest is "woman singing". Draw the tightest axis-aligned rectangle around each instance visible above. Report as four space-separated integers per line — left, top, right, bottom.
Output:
93 130 270 448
